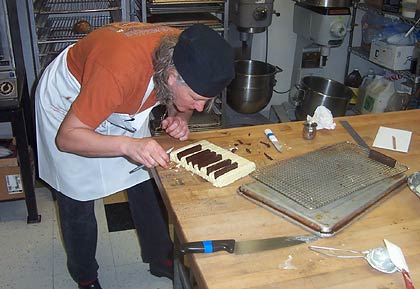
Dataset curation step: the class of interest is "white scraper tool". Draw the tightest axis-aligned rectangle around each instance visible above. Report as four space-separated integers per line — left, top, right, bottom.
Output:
384 239 416 289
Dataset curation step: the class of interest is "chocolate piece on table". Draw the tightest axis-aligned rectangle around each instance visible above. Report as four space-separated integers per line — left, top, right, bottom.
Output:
197 153 222 169
177 144 202 160
207 159 232 175
170 140 256 187
214 162 239 179
190 150 214 166
186 149 210 164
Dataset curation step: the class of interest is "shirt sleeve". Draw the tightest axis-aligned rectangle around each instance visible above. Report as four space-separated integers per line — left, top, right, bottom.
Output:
71 62 126 129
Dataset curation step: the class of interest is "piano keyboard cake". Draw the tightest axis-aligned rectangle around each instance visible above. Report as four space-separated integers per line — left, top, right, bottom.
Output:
170 140 256 187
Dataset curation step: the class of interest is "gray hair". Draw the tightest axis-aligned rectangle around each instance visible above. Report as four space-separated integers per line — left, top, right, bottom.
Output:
152 33 214 112
152 34 180 105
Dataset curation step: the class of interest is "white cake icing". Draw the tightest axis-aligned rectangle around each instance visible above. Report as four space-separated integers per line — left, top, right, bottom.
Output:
170 140 256 187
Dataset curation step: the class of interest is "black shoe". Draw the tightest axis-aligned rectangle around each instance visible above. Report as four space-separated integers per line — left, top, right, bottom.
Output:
149 260 174 280
78 279 102 289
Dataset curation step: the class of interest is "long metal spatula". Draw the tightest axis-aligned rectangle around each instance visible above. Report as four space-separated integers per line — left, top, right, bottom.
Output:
340 120 397 168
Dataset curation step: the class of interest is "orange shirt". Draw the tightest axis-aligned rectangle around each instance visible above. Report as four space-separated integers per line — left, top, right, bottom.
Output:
67 22 179 129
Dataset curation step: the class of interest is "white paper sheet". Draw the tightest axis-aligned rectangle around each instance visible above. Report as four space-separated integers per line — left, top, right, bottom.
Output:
372 126 412 153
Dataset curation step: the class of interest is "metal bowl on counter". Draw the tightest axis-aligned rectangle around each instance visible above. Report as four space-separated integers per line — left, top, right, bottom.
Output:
293 76 354 121
227 60 282 114
408 171 420 198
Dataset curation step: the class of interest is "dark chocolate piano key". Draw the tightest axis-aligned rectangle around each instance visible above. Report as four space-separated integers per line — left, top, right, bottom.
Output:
190 150 215 166
185 149 210 164
177 144 202 160
206 159 232 175
214 162 239 179
197 153 222 169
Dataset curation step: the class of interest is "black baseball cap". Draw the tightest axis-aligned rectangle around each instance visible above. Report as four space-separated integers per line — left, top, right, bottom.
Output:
173 24 235 97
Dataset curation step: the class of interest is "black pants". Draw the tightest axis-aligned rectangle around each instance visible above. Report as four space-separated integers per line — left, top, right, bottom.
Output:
55 179 173 284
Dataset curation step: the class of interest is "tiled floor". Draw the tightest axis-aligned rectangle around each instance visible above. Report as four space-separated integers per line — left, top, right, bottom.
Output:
0 186 173 289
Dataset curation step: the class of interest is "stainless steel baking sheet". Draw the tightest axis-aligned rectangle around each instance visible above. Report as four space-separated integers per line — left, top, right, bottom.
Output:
238 142 409 237
239 174 406 237
251 142 408 209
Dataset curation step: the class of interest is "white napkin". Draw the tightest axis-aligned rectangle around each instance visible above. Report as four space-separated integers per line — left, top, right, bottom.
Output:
0 146 12 158
372 126 412 153
307 106 336 130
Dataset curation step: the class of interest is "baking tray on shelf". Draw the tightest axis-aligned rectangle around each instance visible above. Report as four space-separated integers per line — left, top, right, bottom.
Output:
145 13 223 30
38 41 73 57
238 141 409 237
148 5 223 14
36 15 112 43
34 0 120 14
135 0 223 13
38 41 74 70
147 0 224 4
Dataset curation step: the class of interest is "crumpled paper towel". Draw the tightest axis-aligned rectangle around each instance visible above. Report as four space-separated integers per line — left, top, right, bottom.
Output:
0 146 12 158
307 106 336 130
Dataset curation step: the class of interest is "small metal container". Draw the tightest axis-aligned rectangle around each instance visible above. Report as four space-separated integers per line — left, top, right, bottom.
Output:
408 171 420 198
303 121 317 140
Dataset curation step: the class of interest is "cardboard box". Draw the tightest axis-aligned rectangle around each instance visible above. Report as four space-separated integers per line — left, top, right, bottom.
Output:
0 139 25 201
369 41 414 70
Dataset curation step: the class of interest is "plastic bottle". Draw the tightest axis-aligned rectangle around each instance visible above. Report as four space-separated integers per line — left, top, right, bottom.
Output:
362 76 395 114
344 69 363 105
355 69 375 113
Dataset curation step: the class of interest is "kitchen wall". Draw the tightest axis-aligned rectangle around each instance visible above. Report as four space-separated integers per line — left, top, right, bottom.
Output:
248 0 356 114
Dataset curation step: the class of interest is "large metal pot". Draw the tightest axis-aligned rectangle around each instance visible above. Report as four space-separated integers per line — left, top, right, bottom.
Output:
227 60 281 114
294 76 354 121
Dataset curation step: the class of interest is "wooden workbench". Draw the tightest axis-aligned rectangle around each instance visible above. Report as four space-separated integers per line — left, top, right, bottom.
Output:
153 109 420 289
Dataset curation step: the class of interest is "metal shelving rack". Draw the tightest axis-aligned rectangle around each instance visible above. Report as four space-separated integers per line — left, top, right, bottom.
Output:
350 47 415 82
27 0 129 75
131 0 229 39
345 2 420 109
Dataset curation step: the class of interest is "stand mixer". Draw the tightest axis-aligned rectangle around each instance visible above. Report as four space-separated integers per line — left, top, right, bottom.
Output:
290 1 352 89
269 0 353 123
229 0 278 59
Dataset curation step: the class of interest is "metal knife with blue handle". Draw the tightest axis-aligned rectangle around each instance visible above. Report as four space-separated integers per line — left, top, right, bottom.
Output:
179 235 318 255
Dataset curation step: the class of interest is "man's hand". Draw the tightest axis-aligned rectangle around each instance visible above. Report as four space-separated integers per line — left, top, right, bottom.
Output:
122 138 170 169
161 116 190 141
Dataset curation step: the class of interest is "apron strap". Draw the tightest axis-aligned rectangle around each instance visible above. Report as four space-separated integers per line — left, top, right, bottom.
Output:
105 76 155 133
131 76 154 117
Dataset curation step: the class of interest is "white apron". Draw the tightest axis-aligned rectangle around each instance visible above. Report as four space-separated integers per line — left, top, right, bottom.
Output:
35 45 159 201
